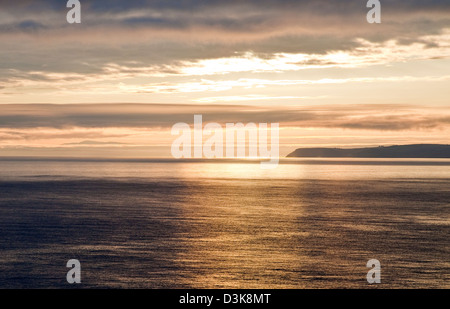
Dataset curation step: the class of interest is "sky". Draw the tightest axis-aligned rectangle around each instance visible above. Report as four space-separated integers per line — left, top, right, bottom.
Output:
0 0 449 158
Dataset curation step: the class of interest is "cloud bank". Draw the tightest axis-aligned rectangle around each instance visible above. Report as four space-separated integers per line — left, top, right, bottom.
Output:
0 103 449 132
1 0 449 88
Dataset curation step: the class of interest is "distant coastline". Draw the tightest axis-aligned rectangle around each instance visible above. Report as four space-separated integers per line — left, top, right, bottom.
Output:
286 144 450 158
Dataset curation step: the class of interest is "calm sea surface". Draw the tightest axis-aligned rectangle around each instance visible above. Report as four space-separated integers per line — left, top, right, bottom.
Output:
0 159 448 288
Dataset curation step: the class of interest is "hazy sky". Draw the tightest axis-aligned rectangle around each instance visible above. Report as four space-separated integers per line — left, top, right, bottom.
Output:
0 1 449 157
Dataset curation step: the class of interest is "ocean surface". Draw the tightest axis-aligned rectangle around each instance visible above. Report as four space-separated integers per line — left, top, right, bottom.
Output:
0 158 448 288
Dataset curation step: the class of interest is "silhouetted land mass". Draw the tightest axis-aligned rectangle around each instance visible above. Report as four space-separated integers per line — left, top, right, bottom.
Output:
287 144 450 158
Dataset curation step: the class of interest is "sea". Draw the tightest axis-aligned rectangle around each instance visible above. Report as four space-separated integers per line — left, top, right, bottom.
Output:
0 158 448 288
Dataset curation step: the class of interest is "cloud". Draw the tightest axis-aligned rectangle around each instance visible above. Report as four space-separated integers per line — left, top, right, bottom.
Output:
1 0 449 78
62 140 127 146
0 103 449 132
2 33 450 95
193 95 323 103
0 1 449 106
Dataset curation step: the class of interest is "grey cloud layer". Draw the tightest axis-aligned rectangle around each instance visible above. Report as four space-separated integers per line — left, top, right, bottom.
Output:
3 1 449 35
0 104 449 132
1 0 449 79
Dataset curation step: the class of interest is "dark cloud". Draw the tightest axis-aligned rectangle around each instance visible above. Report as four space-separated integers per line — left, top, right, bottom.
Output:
0 20 46 33
5 1 448 12
0 1 449 83
0 104 448 132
